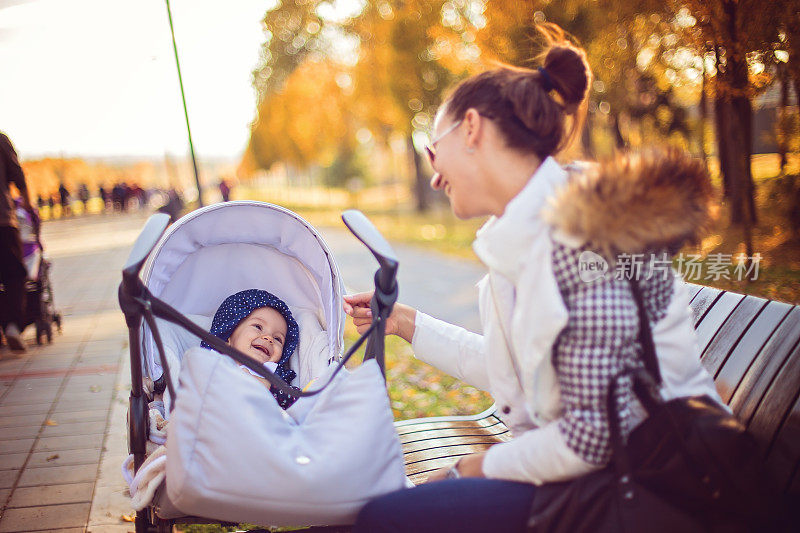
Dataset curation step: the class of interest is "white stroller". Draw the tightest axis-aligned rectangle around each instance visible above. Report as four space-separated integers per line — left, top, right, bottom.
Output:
120 201 407 532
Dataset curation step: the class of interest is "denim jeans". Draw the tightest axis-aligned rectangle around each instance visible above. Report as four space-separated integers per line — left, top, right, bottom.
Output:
353 477 537 532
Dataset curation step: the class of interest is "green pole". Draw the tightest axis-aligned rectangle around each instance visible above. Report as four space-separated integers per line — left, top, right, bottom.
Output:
165 0 203 207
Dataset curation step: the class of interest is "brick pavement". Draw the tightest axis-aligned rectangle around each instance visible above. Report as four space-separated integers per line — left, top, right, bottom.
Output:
0 212 149 532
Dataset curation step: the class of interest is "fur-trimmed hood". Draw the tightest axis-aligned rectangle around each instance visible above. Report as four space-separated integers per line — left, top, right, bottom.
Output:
543 147 713 260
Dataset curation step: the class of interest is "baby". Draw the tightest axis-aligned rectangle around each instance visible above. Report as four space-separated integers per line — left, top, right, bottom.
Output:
201 288 302 409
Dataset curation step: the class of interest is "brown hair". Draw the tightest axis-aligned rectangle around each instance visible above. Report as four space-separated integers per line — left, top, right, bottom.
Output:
444 24 591 159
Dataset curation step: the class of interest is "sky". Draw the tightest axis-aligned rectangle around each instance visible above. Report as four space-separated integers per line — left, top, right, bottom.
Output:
0 0 274 159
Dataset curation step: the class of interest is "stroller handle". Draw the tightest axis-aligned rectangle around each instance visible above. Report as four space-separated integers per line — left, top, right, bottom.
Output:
122 213 171 291
341 210 399 375
342 210 398 293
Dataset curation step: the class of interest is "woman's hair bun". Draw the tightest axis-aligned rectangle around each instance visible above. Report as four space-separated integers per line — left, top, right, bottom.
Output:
504 72 556 133
442 23 592 158
542 44 591 114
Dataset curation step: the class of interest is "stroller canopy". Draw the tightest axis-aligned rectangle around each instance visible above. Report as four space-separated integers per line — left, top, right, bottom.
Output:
139 201 345 381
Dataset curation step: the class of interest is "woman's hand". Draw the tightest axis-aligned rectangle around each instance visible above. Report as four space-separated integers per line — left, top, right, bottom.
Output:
425 452 486 483
343 292 417 343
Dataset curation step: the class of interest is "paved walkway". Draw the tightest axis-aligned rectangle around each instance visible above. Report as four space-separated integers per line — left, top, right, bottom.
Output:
0 208 487 532
0 211 149 532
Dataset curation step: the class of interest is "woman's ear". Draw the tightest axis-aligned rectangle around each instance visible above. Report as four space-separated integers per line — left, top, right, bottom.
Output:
463 108 483 151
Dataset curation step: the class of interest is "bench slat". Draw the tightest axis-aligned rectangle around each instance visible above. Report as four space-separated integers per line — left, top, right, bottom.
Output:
701 296 767 375
396 417 504 436
765 392 800 492
394 405 500 428
406 457 470 480
715 302 794 403
405 454 475 475
689 286 724 326
686 283 703 302
746 340 800 455
399 426 510 445
408 473 433 485
728 307 800 423
402 434 512 454
693 292 746 353
788 461 800 497
405 443 506 467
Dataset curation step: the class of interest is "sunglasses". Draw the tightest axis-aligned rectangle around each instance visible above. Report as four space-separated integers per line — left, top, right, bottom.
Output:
424 120 462 165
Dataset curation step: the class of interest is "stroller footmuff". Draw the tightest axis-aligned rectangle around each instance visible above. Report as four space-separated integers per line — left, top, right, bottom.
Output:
167 347 405 526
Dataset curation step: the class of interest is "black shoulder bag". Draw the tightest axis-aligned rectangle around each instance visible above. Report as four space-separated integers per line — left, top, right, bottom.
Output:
527 280 788 533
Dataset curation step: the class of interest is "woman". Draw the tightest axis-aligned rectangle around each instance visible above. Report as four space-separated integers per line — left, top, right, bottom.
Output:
345 26 720 532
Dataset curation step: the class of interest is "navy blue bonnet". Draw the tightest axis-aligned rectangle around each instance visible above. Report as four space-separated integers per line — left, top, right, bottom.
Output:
201 289 300 409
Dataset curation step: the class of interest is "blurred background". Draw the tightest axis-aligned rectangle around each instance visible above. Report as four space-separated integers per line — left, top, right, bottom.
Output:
2 7 798 529
2 0 798 300
1 0 799 465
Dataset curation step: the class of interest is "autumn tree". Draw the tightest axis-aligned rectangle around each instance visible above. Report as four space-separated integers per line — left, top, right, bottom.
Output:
249 59 358 174
348 0 460 210
248 0 468 210
773 2 800 235
467 0 696 158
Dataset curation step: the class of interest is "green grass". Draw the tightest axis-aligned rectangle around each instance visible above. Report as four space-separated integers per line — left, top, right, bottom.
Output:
342 325 494 421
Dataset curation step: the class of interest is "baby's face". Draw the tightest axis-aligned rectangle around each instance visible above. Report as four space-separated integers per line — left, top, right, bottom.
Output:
228 307 288 364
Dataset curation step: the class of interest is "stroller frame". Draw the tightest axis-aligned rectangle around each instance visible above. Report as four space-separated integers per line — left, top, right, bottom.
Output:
0 228 61 347
120 209 399 532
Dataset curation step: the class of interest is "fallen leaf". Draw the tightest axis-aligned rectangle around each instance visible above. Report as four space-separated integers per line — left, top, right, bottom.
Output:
45 454 59 462
89 385 101 393
121 514 135 522
45 419 58 426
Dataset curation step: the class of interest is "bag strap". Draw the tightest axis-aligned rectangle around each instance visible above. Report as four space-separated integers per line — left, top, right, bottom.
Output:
627 279 662 385
605 279 666 483
609 280 716 488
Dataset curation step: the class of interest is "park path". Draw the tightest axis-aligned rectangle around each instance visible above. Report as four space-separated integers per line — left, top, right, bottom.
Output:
0 208 486 532
0 211 149 532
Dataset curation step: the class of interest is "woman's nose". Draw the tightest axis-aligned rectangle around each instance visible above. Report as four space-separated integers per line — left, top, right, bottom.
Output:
430 172 444 190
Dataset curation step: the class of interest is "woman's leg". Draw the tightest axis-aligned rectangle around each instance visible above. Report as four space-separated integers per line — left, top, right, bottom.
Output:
354 478 536 533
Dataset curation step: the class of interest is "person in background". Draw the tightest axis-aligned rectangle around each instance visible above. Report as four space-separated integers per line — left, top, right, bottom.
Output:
111 183 124 212
77 183 90 213
98 184 108 211
219 178 232 202
120 182 131 212
58 182 71 217
0 131 34 354
157 188 184 222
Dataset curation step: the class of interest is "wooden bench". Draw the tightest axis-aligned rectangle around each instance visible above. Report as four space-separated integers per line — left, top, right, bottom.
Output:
396 283 800 499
